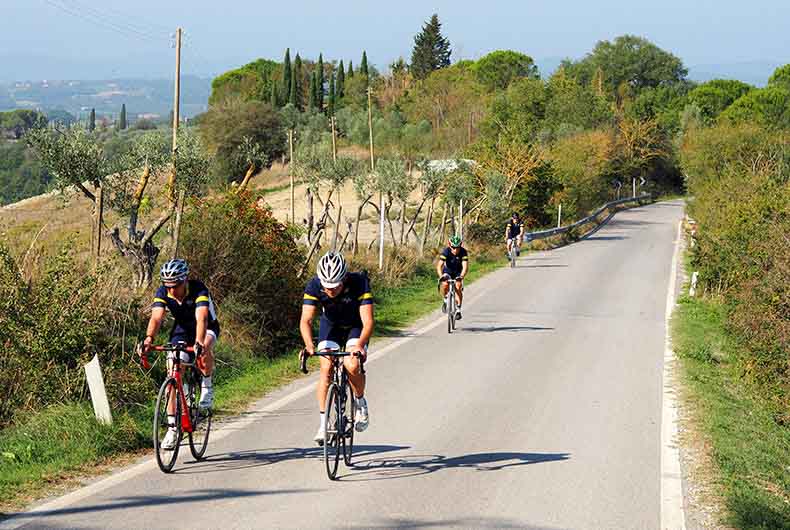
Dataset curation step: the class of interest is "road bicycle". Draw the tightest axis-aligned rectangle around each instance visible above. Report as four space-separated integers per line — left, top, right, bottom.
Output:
508 237 521 268
139 342 212 473
441 275 460 333
300 343 364 480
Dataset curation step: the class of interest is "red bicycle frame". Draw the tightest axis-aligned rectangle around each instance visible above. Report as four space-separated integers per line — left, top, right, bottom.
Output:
141 344 196 433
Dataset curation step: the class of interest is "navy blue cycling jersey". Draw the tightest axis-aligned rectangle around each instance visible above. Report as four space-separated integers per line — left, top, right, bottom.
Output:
152 279 220 343
506 220 523 239
439 247 469 277
303 272 373 328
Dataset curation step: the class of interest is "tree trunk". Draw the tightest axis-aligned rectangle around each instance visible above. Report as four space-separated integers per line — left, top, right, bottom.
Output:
437 203 448 245
353 195 372 255
419 197 435 256
398 201 407 246
384 199 397 246
236 162 256 193
306 187 314 243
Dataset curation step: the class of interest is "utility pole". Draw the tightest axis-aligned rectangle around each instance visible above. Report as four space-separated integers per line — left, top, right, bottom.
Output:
93 185 104 266
459 199 464 239
170 27 183 259
368 87 383 270
288 129 295 223
330 116 337 162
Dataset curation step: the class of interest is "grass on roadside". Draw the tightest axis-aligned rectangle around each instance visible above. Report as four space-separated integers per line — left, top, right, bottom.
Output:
672 294 790 530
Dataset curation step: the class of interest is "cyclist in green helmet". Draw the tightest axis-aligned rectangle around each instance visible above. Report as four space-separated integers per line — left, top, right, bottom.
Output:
436 235 469 320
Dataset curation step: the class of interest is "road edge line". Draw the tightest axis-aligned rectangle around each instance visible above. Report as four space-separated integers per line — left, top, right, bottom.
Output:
661 217 687 530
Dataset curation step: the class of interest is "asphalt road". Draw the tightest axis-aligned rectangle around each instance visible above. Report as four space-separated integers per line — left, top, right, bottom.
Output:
6 200 685 530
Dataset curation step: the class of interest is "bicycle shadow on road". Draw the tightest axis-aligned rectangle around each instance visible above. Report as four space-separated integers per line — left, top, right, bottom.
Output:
4 488 313 522
457 325 554 334
174 444 409 475
339 451 570 482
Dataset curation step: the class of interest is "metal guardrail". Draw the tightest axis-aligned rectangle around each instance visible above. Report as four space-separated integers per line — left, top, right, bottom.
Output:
525 194 653 241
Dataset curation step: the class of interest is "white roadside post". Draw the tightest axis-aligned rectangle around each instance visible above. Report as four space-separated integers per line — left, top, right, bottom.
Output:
84 354 113 425
632 177 636 198
459 198 463 239
689 271 699 297
557 203 562 228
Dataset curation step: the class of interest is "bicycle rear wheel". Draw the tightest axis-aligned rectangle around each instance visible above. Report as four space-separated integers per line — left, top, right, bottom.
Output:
342 384 356 466
153 377 181 473
324 383 342 480
188 372 212 461
447 286 454 334
511 249 516 267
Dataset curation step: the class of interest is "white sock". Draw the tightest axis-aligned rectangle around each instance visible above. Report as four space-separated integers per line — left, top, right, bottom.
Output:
201 376 212 388
356 396 367 407
319 412 326 428
167 415 176 428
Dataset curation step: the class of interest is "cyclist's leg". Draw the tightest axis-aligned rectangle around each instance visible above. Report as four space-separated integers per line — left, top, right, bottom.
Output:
507 237 513 254
200 329 217 376
455 278 463 306
316 317 338 411
343 329 366 399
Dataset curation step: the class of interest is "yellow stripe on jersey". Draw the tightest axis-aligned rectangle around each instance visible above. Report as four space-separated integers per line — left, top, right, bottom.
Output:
358 293 373 301
462 256 469 260
153 297 167 305
195 295 210 303
438 255 447 260
303 294 319 301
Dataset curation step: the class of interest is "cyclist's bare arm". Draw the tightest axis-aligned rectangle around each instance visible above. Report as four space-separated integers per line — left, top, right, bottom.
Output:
300 304 318 354
357 304 374 352
144 307 166 350
460 260 469 279
435 259 445 278
195 306 209 347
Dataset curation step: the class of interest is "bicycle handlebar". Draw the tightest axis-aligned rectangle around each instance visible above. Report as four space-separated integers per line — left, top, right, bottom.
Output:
138 342 198 370
299 348 365 375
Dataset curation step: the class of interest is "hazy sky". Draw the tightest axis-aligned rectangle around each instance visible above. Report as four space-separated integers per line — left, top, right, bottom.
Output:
2 0 788 80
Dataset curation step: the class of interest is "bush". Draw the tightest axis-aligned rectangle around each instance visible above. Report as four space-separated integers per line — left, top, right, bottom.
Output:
0 243 149 428
180 192 303 354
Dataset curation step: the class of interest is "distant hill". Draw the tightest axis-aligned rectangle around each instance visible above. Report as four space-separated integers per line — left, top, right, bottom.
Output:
687 61 780 87
0 76 211 121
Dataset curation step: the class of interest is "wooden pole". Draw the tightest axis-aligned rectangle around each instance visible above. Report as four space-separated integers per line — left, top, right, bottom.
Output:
330 117 337 162
171 28 181 155
172 189 186 259
368 87 384 270
289 129 295 223
93 185 104 266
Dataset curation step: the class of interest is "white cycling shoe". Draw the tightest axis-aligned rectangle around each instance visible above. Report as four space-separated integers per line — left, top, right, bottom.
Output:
198 385 214 409
355 397 369 432
314 425 326 446
161 428 179 450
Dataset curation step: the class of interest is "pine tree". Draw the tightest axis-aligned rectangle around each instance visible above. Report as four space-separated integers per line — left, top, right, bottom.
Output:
360 51 369 78
336 60 346 99
410 14 452 80
292 53 303 110
317 53 325 111
328 72 336 116
119 104 127 130
348 60 354 78
282 48 292 103
88 108 96 131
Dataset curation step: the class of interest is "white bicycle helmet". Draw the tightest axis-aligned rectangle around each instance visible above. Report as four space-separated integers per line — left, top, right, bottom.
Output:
160 258 189 285
317 251 347 288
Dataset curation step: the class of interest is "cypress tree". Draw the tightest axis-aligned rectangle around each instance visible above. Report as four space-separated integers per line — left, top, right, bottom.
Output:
282 48 291 103
410 14 452 80
270 82 279 107
119 103 127 130
328 72 336 116
289 68 297 108
360 51 369 78
309 71 318 109
293 53 303 110
317 53 325 111
88 108 96 131
348 60 354 78
336 60 345 99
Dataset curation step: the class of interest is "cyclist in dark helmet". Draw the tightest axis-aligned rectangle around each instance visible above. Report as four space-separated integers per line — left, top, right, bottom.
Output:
436 235 469 320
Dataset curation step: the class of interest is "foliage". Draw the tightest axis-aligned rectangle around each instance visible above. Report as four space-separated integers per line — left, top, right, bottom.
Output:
410 14 452 80
180 192 303 351
681 122 790 413
0 110 47 140
209 58 280 105
719 86 790 130
44 109 77 127
472 50 539 91
25 126 111 192
119 104 127 130
686 79 753 124
562 35 688 102
768 63 790 90
198 99 285 180
628 82 692 132
0 141 50 205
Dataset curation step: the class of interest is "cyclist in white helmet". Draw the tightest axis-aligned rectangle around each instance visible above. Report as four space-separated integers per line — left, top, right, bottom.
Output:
300 251 373 444
142 259 220 450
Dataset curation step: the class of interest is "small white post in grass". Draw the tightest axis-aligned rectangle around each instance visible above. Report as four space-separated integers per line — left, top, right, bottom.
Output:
689 271 699 297
84 354 113 425
557 204 562 228
459 198 464 240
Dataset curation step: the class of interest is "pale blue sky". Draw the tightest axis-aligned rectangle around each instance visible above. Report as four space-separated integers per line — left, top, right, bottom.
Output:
2 0 788 81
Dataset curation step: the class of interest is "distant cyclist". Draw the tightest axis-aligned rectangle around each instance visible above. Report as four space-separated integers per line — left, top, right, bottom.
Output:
505 212 524 258
143 259 220 450
300 251 373 444
437 235 469 320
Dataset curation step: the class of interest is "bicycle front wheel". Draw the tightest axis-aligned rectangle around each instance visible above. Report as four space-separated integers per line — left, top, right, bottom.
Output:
324 383 342 480
447 288 454 334
342 384 356 466
188 374 212 461
153 377 181 473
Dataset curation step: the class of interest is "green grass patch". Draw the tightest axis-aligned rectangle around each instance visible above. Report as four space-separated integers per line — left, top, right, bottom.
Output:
672 294 790 529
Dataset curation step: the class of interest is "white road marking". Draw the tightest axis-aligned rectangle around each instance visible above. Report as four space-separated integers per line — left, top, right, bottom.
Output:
661 218 687 530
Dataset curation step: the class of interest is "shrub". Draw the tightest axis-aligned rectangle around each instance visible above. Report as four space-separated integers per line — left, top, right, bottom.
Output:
180 192 303 354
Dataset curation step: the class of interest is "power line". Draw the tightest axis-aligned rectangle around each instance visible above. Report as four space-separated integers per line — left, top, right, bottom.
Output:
41 0 167 44
65 0 172 36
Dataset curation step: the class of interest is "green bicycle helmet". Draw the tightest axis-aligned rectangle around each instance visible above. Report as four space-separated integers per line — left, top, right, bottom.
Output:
449 235 462 248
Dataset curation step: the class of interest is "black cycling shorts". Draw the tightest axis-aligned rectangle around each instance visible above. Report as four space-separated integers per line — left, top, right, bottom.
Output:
318 317 361 348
